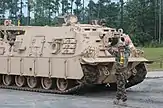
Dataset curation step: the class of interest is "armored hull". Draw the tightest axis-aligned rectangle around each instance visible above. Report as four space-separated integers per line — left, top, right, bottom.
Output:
0 18 150 94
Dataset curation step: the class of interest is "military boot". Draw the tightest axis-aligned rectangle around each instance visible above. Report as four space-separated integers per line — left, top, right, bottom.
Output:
121 100 127 106
113 99 120 105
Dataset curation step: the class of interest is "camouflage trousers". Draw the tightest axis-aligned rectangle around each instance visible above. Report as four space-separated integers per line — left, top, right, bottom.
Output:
115 67 127 102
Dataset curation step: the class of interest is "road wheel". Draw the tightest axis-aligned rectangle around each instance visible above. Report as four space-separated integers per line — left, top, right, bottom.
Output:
56 78 69 92
15 76 26 87
41 77 52 90
27 77 38 88
2 75 13 86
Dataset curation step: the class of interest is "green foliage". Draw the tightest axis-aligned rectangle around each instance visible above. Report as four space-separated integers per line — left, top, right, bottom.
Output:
85 0 120 28
143 48 163 70
61 0 71 15
73 0 82 20
123 0 162 47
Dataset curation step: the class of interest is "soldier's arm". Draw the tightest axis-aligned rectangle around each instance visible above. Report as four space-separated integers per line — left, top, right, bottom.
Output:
108 47 118 56
125 45 131 57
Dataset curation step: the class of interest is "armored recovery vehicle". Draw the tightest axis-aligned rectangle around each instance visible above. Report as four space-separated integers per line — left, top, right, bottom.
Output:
0 15 150 94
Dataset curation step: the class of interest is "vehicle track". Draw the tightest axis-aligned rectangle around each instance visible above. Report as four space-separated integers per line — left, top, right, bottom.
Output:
0 83 86 94
0 64 96 95
0 63 149 95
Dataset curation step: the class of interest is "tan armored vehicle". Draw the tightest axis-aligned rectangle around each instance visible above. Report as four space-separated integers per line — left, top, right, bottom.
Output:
0 16 150 94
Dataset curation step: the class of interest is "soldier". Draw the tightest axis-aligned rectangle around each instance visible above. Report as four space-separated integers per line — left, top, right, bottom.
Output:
108 36 130 105
99 19 106 26
7 31 16 53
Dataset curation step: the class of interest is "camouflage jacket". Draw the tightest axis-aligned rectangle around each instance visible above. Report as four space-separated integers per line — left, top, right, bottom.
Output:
108 44 130 68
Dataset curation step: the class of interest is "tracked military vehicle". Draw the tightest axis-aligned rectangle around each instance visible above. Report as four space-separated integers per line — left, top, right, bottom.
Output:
0 15 150 94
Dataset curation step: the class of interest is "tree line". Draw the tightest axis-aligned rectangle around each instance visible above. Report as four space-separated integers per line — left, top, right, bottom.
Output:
0 0 162 47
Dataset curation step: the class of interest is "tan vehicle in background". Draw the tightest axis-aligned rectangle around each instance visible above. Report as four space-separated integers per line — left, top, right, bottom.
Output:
0 15 150 94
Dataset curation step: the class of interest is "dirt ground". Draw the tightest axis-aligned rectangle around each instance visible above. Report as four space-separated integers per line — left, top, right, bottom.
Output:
0 71 163 108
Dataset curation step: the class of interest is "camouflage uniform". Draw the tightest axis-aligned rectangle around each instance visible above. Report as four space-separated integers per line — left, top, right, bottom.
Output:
108 41 130 104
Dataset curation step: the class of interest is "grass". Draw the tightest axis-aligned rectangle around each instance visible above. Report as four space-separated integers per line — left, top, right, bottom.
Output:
142 48 163 71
